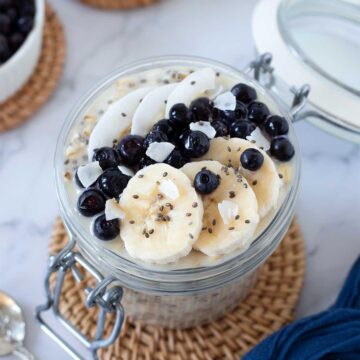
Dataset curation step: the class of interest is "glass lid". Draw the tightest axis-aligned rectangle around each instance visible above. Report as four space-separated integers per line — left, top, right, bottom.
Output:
252 0 360 143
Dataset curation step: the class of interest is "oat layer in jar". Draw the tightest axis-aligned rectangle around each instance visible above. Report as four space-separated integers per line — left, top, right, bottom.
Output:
55 56 300 328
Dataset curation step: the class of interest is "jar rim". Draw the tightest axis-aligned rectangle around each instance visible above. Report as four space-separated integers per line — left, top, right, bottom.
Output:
55 55 301 293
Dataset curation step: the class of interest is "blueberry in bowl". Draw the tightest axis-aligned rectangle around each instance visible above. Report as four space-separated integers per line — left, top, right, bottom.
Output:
0 0 44 103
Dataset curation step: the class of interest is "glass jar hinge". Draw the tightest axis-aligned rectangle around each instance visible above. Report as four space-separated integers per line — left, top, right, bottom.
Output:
244 53 310 122
35 230 125 360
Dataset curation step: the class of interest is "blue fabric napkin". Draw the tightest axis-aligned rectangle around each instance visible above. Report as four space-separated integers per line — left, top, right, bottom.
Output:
244 257 360 360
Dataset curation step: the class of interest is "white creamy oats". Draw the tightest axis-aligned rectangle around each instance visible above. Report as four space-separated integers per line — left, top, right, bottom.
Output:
63 65 294 270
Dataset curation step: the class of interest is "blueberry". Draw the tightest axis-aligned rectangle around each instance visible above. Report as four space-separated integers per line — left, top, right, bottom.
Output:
93 214 120 241
9 32 24 51
194 169 220 194
190 97 212 121
174 128 190 148
0 14 11 34
234 101 248 120
270 136 295 161
164 148 189 169
211 120 229 137
152 119 175 140
93 147 119 170
230 120 256 138
213 101 248 123
116 135 145 166
77 189 105 217
180 131 210 158
144 130 168 148
17 16 33 34
6 7 18 23
168 103 191 129
0 34 10 62
264 115 289 137
138 156 156 169
231 83 257 104
20 3 35 17
98 168 130 198
247 101 270 124
240 148 264 171
0 0 12 10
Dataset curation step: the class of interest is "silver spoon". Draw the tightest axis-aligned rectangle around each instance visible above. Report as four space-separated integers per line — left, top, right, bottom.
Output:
0 292 35 360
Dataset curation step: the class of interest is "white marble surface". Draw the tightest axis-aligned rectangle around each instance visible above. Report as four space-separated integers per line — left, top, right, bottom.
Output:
0 0 359 359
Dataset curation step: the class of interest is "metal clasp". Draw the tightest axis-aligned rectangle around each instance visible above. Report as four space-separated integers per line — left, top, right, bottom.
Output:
244 52 274 83
289 84 311 121
244 53 310 122
35 231 125 360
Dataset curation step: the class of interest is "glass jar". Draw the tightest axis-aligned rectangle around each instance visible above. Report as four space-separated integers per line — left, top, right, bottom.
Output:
53 56 300 331
36 1 359 358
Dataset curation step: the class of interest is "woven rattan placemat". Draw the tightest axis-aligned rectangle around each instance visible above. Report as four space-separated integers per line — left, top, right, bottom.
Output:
80 0 157 10
50 218 305 359
0 3 65 132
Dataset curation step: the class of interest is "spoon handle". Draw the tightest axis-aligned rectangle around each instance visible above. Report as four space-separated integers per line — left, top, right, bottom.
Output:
13 344 36 360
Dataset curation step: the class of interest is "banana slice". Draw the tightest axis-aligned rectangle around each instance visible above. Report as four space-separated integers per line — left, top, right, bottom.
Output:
131 83 177 136
88 86 154 159
198 138 281 218
165 68 216 117
181 160 259 257
119 164 203 264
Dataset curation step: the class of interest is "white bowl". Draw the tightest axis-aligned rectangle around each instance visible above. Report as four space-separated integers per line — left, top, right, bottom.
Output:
0 0 45 103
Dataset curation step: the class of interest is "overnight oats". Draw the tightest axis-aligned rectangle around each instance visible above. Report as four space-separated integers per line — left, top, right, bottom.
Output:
56 57 300 328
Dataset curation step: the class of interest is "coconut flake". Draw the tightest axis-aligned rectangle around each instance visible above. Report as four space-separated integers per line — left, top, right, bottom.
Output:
77 161 103 188
105 198 125 221
190 121 216 139
146 142 175 162
218 200 239 225
213 91 236 111
118 165 134 177
246 127 270 151
159 179 179 200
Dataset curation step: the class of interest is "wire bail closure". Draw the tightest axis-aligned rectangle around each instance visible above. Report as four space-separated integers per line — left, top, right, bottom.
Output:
35 227 125 360
244 53 310 122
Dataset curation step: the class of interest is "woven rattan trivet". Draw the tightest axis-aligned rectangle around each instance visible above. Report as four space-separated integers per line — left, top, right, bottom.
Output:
80 0 157 10
49 218 305 359
0 4 65 132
